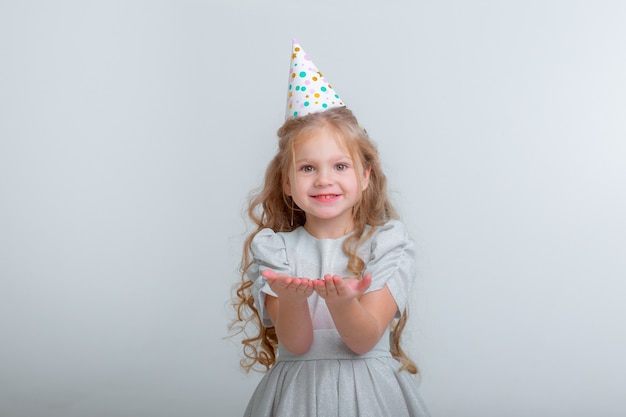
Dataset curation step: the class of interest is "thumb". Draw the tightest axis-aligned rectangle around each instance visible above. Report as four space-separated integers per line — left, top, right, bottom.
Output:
357 273 372 293
261 269 278 280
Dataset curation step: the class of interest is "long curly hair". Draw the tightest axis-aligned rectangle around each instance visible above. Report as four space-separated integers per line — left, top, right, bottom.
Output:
229 107 418 374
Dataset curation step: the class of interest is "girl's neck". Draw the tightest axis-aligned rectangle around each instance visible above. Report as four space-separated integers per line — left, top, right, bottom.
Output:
303 218 355 239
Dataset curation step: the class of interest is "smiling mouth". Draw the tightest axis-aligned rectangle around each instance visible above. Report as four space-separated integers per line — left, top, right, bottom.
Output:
312 194 340 200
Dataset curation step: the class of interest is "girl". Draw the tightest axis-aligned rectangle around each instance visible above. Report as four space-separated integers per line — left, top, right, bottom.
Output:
231 41 430 417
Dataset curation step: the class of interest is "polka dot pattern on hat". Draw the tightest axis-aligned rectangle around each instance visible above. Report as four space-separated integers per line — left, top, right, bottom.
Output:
285 39 345 119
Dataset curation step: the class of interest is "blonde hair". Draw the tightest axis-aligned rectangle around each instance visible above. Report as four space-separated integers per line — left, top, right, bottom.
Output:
230 107 417 374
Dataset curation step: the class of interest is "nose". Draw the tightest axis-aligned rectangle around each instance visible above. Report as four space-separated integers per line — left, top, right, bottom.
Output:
314 167 333 187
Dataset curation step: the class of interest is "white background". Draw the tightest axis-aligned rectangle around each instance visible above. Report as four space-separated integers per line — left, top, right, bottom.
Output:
1 1 625 416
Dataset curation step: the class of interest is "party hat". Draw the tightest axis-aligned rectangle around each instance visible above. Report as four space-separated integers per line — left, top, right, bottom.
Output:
286 39 345 118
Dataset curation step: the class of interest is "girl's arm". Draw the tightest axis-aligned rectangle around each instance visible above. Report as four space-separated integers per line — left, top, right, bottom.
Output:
314 274 397 355
263 270 314 355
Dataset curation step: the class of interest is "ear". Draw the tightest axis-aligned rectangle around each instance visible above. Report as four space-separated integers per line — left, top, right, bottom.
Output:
361 167 371 191
283 176 292 196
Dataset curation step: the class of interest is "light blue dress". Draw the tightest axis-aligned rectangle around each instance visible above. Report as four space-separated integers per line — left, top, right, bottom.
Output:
244 220 431 417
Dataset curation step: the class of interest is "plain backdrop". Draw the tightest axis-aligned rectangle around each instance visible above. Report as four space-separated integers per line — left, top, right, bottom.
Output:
1 1 625 416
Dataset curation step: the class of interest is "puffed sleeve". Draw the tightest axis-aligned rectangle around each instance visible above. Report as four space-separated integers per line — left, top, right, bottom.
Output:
246 228 291 327
363 220 416 317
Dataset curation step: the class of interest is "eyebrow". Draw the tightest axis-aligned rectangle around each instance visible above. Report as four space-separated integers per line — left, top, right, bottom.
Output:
294 155 353 163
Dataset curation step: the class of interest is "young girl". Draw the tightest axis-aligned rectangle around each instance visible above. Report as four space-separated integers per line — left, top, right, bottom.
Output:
231 40 430 417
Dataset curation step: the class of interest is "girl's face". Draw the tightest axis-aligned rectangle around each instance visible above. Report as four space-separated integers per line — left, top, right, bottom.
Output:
284 126 370 239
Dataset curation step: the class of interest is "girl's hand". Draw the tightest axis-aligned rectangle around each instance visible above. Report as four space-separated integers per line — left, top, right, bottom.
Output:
261 269 315 302
313 273 372 306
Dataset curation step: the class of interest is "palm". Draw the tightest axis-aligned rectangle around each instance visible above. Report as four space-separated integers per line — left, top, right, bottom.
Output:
314 274 372 304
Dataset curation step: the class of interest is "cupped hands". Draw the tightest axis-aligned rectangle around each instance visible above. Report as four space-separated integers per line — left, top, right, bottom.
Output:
261 270 372 305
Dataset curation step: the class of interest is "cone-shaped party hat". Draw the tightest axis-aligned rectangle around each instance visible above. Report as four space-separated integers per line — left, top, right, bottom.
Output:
286 39 345 118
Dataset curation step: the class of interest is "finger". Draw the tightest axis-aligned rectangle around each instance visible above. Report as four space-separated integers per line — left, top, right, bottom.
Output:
268 278 288 291
299 281 314 295
330 275 344 295
324 275 335 287
313 279 328 296
324 275 337 290
293 278 308 291
270 275 296 290
263 270 299 288
262 270 283 283
356 273 372 293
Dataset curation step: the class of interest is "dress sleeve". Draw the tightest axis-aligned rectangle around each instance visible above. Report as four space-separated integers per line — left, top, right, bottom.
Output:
363 220 417 317
246 228 291 327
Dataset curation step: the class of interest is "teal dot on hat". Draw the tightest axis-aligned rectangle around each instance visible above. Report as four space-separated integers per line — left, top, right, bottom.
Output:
293 111 298 116
299 71 307 78
301 86 306 91
304 101 310 106
322 103 328 108
320 86 327 92
335 94 339 98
